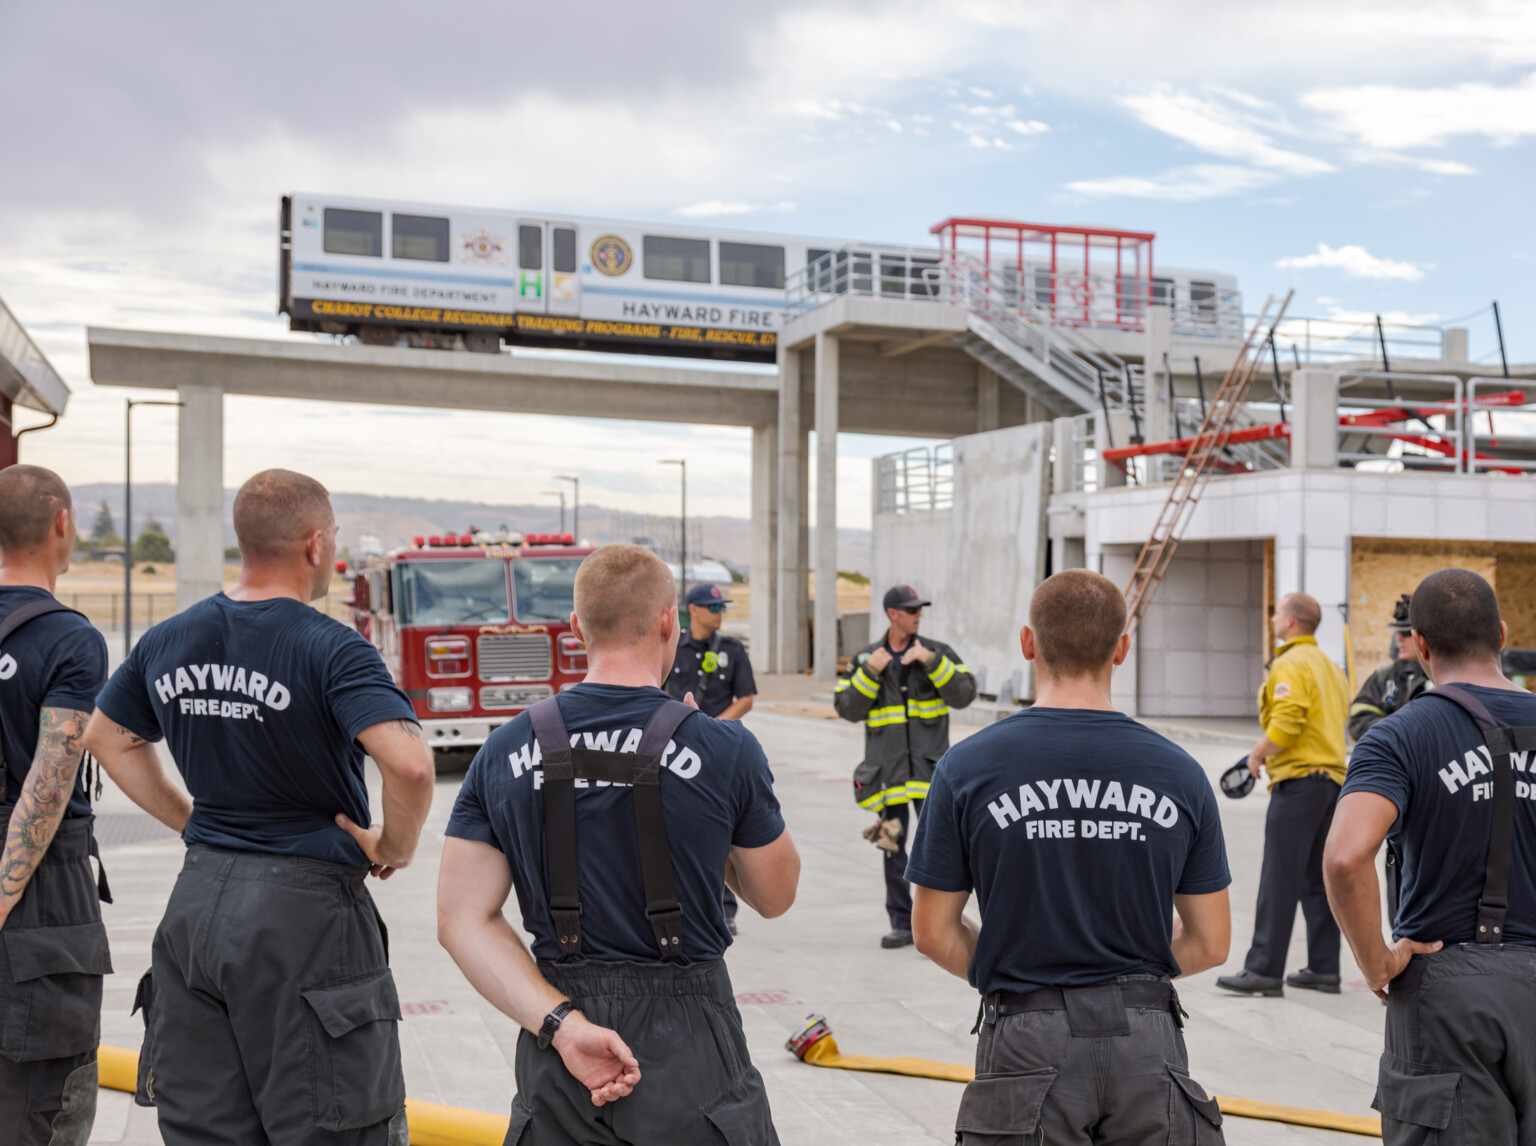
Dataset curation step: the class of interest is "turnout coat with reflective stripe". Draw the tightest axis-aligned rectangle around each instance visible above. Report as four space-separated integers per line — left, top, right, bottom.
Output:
834 635 976 812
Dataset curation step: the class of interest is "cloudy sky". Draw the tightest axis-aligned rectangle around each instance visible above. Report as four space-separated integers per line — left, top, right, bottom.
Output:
4 0 1533 527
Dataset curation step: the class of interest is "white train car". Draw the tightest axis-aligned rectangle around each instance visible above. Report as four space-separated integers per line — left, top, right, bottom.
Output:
279 193 1240 362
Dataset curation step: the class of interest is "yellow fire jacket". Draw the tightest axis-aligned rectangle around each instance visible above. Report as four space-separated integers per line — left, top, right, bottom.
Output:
1257 635 1349 789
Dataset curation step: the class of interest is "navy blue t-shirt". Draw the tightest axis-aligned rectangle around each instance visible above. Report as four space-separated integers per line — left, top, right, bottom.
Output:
95 594 416 865
446 683 786 962
0 587 108 817
906 708 1231 995
1343 683 1536 947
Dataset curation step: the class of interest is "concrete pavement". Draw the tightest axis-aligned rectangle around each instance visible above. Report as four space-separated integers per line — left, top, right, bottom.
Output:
87 689 1383 1144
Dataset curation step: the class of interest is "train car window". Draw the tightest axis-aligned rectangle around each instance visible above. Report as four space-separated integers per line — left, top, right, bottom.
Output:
1190 281 1216 318
643 236 710 283
323 209 382 257
519 226 543 270
392 214 449 262
720 242 785 289
552 228 577 274
1151 277 1175 307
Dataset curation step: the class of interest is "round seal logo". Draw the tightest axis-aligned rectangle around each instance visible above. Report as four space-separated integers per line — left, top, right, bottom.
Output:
458 229 508 266
590 235 632 276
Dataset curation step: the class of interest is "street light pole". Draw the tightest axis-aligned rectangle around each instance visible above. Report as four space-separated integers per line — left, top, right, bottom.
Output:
554 474 580 540
541 490 566 534
124 398 183 658
659 459 686 605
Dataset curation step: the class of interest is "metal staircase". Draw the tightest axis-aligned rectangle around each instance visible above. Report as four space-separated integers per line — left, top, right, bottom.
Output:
1122 293 1293 640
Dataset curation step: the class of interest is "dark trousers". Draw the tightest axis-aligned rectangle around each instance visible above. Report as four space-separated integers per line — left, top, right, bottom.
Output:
885 798 921 931
959 977 1223 1144
137 845 407 1146
1378 945 1536 1144
507 960 778 1146
0 811 110 1146
1243 774 1341 979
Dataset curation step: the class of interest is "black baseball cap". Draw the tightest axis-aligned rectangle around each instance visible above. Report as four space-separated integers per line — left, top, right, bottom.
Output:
1388 593 1413 632
686 583 731 607
1220 758 1256 799
883 585 932 611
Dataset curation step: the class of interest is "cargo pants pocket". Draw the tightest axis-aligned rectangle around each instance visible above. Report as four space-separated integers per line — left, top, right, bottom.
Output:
1166 1064 1224 1144
1374 1055 1461 1144
503 1096 534 1145
954 1068 1056 1145
0 921 111 1062
130 970 156 1106
702 1068 779 1145
301 967 406 1131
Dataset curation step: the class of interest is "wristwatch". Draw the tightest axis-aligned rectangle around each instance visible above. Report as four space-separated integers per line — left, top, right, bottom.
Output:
537 1000 578 1049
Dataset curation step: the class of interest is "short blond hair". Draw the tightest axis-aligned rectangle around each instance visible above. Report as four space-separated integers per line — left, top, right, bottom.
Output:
573 545 675 650
1029 569 1127 677
233 469 333 561
1278 592 1322 635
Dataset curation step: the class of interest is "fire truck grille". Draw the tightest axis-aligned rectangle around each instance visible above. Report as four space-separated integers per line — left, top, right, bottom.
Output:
476 633 552 682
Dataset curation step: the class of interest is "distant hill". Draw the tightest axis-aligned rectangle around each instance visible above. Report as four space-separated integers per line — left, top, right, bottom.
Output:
70 483 871 576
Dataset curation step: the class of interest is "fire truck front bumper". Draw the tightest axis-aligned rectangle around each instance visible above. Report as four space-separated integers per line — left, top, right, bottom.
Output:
419 717 510 752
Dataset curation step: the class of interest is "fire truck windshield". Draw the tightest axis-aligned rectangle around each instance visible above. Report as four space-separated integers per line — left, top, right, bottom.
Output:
512 557 582 623
396 559 510 627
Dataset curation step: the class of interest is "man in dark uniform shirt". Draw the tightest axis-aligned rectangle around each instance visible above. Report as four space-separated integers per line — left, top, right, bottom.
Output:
666 582 757 931
1327 569 1536 1144
0 466 111 1145
437 544 799 1145
85 469 435 1146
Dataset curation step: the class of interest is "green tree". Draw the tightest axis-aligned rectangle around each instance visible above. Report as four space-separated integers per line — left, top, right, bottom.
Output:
96 530 123 550
91 501 116 542
132 530 175 564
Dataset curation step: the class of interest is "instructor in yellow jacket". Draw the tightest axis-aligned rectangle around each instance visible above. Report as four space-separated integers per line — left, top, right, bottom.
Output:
1217 592 1349 998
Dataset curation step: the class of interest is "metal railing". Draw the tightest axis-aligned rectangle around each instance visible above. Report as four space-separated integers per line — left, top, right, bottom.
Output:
875 444 953 514
1268 315 1446 365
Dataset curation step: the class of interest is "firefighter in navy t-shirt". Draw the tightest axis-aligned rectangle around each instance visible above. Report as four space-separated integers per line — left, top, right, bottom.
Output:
907 570 1232 1144
84 470 435 1146
0 467 111 1144
1326 569 1536 1144
438 545 799 1145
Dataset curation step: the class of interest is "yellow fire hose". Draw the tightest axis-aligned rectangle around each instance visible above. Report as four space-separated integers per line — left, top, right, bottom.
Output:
787 1017 1383 1139
99 1044 511 1146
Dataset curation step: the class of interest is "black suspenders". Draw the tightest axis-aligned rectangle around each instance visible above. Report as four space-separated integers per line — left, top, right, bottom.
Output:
528 695 696 960
1418 685 1536 944
0 598 80 804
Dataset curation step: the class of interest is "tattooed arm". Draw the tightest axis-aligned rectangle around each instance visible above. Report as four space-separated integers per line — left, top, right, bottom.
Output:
0 707 91 928
83 710 192 835
342 719 434 878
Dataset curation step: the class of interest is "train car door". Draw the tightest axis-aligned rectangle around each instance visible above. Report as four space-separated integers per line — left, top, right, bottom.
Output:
515 219 580 315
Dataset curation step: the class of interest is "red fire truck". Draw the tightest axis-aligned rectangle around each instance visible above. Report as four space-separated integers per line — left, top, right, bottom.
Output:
344 530 591 765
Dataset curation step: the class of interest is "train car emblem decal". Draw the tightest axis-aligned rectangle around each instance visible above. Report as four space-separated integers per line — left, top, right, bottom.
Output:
458 229 509 265
590 235 632 276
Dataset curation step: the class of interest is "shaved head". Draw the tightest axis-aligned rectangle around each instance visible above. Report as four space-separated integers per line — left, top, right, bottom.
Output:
1278 593 1321 635
1028 569 1127 678
232 469 333 562
0 465 72 555
574 544 675 651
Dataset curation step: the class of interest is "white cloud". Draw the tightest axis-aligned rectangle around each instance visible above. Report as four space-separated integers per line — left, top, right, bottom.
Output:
1276 243 1425 281
1119 88 1334 175
1067 164 1276 201
1303 71 1536 150
672 201 796 218
1007 119 1049 135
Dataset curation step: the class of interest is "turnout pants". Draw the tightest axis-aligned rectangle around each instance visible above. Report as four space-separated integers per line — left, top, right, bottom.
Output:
884 798 921 931
1243 774 1341 979
1377 945 1536 1145
506 960 777 1146
136 845 407 1146
959 977 1223 1145
0 810 111 1146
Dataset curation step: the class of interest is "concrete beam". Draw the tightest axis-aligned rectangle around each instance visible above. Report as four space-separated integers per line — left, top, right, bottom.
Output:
88 328 777 428
177 384 224 608
813 333 839 681
749 423 777 671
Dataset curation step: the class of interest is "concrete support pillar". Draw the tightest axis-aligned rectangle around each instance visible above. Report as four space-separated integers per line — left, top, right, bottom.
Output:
176 384 224 609
1051 416 1076 494
1141 307 1173 481
1290 370 1338 470
1094 409 1132 490
749 423 778 671
1443 327 1469 362
813 333 839 680
775 347 808 673
976 365 1000 432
